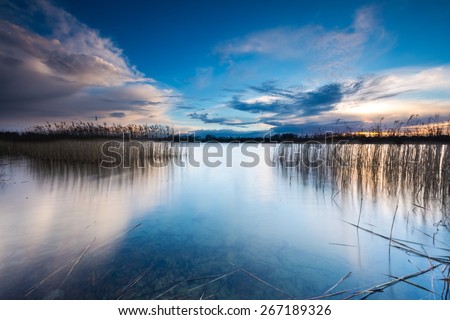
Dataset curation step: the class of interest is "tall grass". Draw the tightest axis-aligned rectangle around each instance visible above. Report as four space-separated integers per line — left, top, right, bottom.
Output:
23 121 174 139
276 143 450 206
0 139 184 164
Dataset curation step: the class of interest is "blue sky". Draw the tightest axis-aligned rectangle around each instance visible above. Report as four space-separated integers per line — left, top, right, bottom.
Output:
0 0 449 133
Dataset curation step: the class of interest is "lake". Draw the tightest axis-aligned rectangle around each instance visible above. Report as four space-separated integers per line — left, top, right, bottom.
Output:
0 142 448 299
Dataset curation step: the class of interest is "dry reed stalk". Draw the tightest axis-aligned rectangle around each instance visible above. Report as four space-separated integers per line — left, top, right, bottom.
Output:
389 204 399 247
344 264 440 300
229 262 295 299
151 274 228 300
307 289 349 300
342 220 449 264
25 238 96 297
60 238 96 287
384 274 437 294
25 256 79 297
187 270 238 292
117 265 153 300
357 197 363 227
323 272 352 294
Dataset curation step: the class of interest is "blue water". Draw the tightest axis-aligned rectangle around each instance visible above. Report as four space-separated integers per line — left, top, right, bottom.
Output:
0 143 448 299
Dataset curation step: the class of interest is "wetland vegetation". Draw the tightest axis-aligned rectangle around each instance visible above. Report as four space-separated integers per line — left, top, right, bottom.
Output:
0 121 449 300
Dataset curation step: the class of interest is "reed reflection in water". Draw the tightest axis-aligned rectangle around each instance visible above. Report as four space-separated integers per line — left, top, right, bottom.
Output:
0 142 448 299
277 143 449 207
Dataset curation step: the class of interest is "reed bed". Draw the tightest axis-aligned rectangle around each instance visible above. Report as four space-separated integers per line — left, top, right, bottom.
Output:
23 121 174 139
0 139 185 164
338 220 450 300
276 143 450 206
275 142 449 298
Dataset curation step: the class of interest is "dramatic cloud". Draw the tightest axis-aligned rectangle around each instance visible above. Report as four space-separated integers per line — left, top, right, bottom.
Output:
334 66 450 124
228 82 344 122
188 112 229 124
188 112 257 127
0 0 172 128
2 1 449 134
187 65 450 131
188 82 345 129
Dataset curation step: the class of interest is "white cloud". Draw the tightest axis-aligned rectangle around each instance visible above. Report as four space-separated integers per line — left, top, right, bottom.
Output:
342 65 450 104
214 5 389 74
243 95 284 104
0 0 171 127
332 65 450 124
212 65 450 130
340 99 450 118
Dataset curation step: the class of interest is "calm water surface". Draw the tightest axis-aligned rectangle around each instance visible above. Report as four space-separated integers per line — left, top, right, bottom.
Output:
0 143 448 299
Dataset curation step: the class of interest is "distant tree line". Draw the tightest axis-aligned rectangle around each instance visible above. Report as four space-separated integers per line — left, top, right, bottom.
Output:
175 133 450 144
1 116 449 143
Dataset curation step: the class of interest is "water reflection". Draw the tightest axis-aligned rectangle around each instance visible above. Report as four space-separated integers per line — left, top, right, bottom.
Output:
277 143 449 204
0 143 448 299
